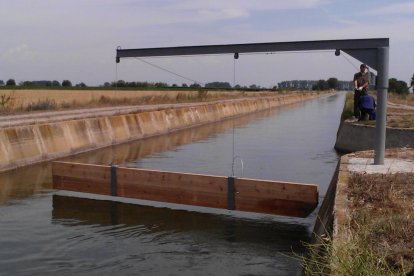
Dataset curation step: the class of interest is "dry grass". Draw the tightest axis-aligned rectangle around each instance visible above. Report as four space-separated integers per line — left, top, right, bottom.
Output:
302 172 414 276
0 89 285 114
388 93 414 107
301 149 414 275
387 115 414 128
347 172 414 273
341 92 354 121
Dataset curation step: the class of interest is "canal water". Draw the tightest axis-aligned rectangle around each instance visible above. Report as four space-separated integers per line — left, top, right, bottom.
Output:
0 93 345 275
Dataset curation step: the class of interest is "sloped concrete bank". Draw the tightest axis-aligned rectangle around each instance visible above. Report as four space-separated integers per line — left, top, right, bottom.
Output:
334 121 414 152
0 93 329 172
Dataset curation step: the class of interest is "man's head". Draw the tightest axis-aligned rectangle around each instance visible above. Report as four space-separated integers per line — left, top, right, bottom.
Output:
360 64 368 73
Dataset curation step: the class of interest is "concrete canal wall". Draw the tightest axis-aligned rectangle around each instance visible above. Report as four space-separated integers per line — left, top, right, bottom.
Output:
0 93 329 173
334 121 414 153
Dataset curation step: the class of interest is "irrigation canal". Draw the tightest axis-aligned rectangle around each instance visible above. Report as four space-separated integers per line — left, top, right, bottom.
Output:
0 92 345 275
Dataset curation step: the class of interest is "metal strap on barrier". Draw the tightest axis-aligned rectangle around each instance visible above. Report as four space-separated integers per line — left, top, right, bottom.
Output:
111 165 118 196
227 176 236 210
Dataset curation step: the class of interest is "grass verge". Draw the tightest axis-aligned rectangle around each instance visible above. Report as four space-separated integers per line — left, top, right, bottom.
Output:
301 172 414 275
0 90 310 114
341 92 354 121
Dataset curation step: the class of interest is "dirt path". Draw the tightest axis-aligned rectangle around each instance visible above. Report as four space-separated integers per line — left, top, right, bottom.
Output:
0 97 264 128
388 101 414 111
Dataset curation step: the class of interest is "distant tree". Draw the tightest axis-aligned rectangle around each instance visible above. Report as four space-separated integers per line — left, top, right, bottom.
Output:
312 79 329 91
52 80 61 87
327 77 339 89
6 79 16 86
0 80 4 86
205 82 232 89
190 83 201 88
115 80 126 87
182 83 188 87
62 80 72 87
31 80 53 87
22 81 33 87
249 84 260 89
388 78 408 94
76 82 87 87
234 84 241 89
410 74 414 91
137 81 150 88
154 82 168 88
172 84 178 87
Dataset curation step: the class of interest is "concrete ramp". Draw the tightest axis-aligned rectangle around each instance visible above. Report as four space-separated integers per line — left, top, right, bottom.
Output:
52 161 319 218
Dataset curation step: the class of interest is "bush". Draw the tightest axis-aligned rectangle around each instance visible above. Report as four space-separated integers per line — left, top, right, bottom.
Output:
389 78 408 95
26 99 57 111
0 94 12 109
197 89 208 100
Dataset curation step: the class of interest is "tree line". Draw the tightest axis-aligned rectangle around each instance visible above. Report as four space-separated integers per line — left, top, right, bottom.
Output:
1 75 413 94
278 78 353 91
0 79 85 88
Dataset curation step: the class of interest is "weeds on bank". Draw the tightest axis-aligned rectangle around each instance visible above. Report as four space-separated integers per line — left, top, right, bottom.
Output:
388 93 414 106
300 172 414 275
0 93 14 113
388 115 414 128
348 173 414 273
301 233 402 276
341 92 354 121
25 99 58 111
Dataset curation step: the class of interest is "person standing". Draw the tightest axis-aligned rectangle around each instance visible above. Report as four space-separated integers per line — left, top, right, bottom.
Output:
353 64 370 119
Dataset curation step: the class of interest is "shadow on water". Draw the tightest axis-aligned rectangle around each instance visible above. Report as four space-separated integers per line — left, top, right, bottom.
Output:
52 195 310 250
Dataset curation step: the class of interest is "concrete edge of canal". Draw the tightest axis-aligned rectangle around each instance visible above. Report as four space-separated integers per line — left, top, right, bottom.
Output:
0 92 332 173
334 120 414 153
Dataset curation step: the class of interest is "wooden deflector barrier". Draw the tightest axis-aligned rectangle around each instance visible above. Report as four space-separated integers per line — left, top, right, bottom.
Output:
52 161 319 218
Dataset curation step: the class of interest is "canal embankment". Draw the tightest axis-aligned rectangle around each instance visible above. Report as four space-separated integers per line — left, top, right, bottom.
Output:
0 92 330 172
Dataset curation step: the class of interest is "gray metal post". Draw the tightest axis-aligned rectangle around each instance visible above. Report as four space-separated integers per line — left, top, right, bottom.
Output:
374 47 389 165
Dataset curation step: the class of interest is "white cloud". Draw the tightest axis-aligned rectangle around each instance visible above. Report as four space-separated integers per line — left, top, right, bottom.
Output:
1 44 39 64
362 2 414 15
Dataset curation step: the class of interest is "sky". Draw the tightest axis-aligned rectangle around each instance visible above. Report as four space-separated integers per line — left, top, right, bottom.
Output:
1 0 413 87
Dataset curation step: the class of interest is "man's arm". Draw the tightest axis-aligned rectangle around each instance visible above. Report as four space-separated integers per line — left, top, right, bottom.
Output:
353 74 359 90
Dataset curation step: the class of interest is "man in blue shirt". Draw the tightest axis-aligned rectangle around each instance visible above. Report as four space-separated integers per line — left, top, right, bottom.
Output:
358 90 376 121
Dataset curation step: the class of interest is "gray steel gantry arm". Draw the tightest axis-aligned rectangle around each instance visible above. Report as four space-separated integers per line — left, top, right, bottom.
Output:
116 38 389 165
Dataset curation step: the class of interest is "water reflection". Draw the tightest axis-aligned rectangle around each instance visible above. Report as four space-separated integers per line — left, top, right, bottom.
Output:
52 195 310 249
0 95 344 275
0 106 293 205
0 163 51 205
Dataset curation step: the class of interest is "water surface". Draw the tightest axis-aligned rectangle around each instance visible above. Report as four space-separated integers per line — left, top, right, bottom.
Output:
0 93 345 275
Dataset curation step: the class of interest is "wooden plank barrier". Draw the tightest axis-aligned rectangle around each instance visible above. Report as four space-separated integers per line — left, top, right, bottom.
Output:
52 161 319 217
